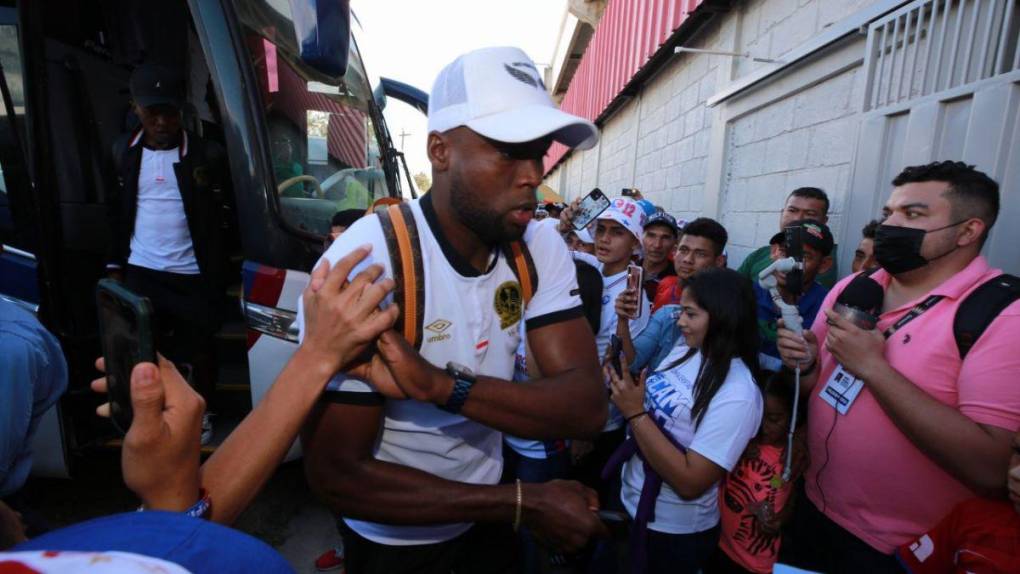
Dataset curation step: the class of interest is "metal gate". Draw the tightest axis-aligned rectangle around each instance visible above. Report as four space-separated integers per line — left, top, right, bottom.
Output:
843 0 1020 275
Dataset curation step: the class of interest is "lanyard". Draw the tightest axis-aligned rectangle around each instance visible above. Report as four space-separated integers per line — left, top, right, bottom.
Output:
882 295 943 339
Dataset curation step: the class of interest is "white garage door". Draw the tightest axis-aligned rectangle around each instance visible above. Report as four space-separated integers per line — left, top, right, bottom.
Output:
844 0 1020 275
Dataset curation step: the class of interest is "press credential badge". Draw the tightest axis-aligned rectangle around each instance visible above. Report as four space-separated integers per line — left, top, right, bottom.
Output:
820 363 864 415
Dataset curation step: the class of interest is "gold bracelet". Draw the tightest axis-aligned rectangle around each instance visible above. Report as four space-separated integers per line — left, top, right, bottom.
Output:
513 479 523 533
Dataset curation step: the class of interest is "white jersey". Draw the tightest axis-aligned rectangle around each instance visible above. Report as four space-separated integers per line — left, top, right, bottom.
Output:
298 196 582 546
620 346 762 534
128 145 200 274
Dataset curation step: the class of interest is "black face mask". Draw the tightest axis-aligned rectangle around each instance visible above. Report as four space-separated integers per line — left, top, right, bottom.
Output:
874 221 965 275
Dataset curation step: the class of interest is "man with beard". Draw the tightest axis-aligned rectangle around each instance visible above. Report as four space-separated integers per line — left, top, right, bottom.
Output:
298 47 610 573
776 161 1020 572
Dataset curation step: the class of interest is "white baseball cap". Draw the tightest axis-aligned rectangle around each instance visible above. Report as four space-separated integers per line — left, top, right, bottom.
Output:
428 46 599 150
596 197 647 242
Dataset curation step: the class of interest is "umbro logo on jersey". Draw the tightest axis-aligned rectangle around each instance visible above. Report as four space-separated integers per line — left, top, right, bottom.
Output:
426 319 452 343
426 319 451 333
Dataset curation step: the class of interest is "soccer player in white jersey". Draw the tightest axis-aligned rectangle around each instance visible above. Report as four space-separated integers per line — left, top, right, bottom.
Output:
298 47 611 573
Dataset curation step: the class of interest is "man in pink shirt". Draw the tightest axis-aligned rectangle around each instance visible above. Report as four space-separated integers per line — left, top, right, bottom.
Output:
775 161 1020 573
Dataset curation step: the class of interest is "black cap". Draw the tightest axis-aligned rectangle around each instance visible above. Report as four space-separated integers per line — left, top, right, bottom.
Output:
130 64 185 108
769 219 834 256
645 211 679 235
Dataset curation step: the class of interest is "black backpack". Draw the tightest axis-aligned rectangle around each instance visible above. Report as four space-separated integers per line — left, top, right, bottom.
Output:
864 268 1020 358
954 274 1020 358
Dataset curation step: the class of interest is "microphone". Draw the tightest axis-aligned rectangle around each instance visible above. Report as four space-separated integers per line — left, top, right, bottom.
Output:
833 274 884 330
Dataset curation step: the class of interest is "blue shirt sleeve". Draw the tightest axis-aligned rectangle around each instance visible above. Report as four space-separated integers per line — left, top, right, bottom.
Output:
0 301 68 496
798 282 830 329
630 306 676 372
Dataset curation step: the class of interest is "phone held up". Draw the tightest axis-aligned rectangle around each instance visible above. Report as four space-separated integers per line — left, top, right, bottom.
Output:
570 187 611 231
609 334 624 378
96 279 156 434
626 263 643 318
782 224 806 297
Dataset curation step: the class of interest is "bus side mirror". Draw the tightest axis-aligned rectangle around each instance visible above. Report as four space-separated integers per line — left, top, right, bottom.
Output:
288 0 350 78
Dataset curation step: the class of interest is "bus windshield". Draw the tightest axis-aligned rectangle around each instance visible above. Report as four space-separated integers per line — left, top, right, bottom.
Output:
236 0 389 238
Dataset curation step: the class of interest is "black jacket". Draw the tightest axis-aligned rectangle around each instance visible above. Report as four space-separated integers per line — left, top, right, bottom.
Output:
107 129 230 292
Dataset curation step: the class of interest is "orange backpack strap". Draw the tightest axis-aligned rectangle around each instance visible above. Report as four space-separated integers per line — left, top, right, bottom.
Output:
377 203 425 348
504 240 538 307
366 196 403 216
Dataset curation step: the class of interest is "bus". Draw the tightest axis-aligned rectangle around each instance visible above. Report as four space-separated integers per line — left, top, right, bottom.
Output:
0 0 427 477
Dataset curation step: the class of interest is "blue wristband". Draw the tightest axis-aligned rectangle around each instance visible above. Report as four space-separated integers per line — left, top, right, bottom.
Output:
137 489 211 519
184 489 212 519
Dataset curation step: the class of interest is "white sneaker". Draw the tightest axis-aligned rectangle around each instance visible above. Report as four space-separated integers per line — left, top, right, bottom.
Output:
200 413 214 446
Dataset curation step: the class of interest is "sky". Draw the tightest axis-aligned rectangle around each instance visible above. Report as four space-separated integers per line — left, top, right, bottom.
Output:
352 0 568 194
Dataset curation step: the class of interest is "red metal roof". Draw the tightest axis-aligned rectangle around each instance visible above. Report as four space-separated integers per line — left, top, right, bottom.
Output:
545 0 706 174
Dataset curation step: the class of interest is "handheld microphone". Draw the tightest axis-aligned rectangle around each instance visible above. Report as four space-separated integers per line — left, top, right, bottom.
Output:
758 257 804 336
759 255 809 481
833 275 884 330
784 225 805 298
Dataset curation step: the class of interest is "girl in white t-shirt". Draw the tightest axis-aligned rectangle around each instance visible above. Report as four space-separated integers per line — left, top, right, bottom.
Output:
604 267 764 574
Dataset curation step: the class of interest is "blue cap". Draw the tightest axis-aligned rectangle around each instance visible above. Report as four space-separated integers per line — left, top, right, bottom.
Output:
636 199 656 217
15 511 293 573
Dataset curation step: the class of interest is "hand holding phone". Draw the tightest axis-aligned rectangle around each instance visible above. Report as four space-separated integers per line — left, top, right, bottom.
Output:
96 279 156 434
626 264 644 318
570 188 611 231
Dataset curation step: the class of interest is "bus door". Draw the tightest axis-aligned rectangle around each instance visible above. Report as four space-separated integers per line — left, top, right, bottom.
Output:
0 4 70 478
191 0 405 422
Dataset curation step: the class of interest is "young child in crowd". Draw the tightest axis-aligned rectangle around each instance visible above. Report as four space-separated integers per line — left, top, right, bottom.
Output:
711 370 806 574
604 267 764 574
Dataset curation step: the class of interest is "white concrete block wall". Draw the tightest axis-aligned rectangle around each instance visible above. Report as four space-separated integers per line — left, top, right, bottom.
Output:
734 0 878 79
721 65 864 262
545 0 884 264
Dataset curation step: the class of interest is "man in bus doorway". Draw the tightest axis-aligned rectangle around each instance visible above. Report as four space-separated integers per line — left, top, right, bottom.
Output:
105 64 229 444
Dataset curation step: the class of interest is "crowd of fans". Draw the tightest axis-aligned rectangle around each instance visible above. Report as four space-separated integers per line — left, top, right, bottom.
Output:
2 45 1018 574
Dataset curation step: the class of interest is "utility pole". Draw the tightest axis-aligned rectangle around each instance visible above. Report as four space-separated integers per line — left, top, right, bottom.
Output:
398 128 411 152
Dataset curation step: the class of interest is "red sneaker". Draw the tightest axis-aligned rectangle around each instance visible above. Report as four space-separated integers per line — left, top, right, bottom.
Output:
314 545 345 572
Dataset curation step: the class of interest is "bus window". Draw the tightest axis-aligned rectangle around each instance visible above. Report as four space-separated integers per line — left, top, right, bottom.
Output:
0 19 29 250
236 2 390 239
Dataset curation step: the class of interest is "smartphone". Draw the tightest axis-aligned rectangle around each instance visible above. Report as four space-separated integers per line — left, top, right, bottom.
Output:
626 264 644 318
596 509 630 523
782 225 805 297
609 334 623 377
571 188 611 231
621 188 639 198
96 279 156 434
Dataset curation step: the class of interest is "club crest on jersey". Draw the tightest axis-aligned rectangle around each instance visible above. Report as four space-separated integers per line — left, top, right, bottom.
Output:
495 281 523 330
